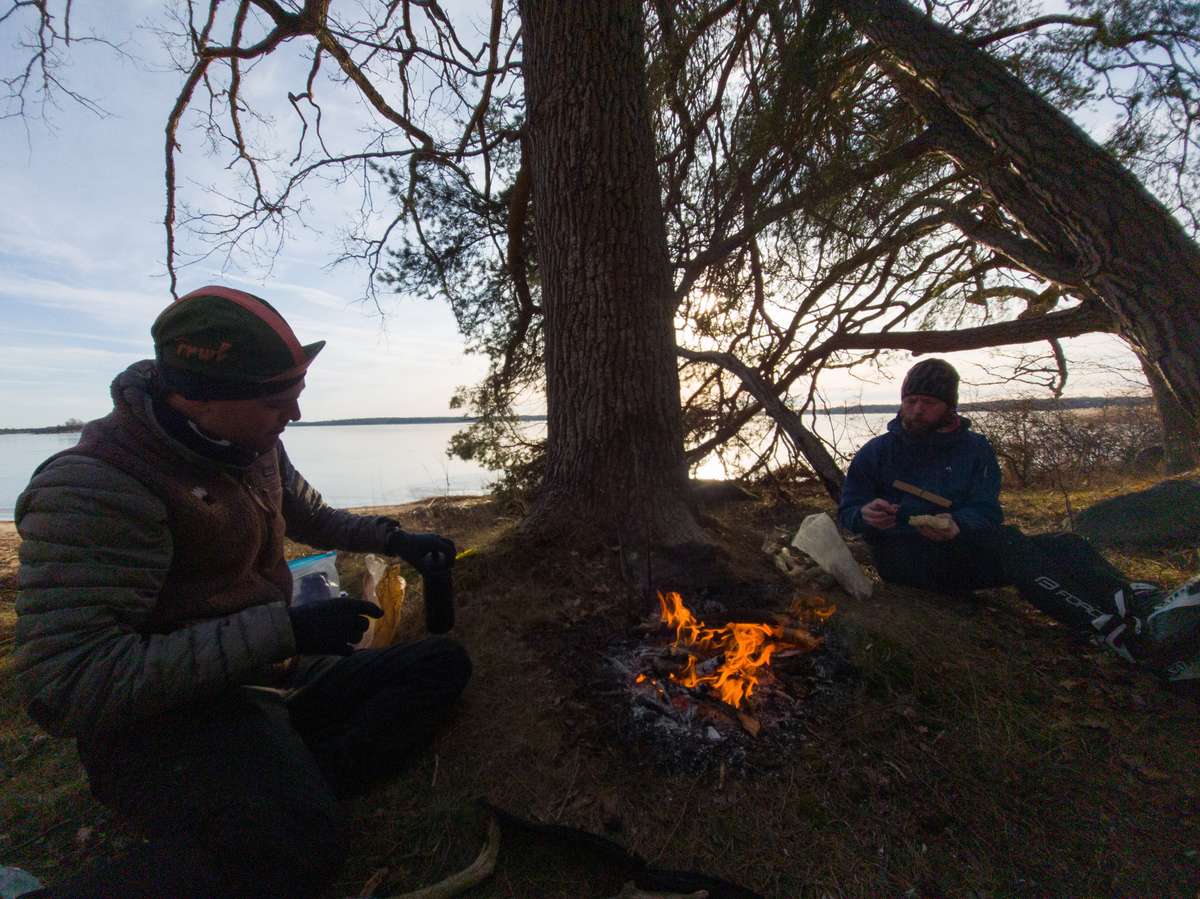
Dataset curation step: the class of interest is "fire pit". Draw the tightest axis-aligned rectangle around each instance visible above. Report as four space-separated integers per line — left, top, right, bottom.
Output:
609 590 855 773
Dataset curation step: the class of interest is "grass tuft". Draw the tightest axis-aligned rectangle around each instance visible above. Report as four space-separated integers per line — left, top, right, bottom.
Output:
2 482 1198 896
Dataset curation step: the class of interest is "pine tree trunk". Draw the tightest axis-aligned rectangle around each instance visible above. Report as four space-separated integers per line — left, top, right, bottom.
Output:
518 0 704 546
838 0 1200 427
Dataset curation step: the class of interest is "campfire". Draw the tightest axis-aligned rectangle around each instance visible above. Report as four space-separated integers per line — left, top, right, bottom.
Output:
641 591 827 708
613 590 844 769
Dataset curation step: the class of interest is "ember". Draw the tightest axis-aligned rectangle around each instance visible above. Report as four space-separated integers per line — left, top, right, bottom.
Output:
655 591 819 708
586 538 857 771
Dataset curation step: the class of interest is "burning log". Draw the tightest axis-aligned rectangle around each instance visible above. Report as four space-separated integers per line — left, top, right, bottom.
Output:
736 711 762 737
634 693 682 722
650 654 689 678
652 592 824 709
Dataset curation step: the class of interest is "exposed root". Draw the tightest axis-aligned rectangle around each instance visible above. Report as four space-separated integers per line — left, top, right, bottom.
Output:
383 814 500 899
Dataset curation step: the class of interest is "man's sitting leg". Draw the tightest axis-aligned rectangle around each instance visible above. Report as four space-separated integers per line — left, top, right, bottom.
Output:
68 688 344 899
288 636 472 796
969 528 1198 680
969 528 1144 659
865 529 1008 594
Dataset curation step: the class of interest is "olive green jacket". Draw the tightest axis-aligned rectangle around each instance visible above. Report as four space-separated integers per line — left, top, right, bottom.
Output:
14 362 396 740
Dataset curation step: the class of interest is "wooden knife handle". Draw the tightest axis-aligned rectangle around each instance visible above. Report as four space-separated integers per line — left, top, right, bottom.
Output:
892 479 953 508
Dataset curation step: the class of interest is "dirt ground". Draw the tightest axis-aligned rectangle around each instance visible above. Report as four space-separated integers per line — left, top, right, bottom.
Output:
2 482 1198 897
0 523 17 579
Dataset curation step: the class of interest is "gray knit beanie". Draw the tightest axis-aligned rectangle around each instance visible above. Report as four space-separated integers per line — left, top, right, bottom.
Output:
901 359 959 408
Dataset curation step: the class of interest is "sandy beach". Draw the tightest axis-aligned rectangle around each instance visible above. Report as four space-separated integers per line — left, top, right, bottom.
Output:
0 521 16 582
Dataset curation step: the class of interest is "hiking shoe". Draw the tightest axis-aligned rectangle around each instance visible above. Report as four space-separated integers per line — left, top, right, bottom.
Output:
1138 575 1200 683
1127 581 1167 618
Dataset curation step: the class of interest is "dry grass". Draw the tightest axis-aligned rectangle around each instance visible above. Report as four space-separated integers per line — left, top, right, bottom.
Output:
1 480 1198 897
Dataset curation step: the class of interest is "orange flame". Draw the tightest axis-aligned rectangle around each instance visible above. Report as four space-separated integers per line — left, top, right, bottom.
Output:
655 591 821 708
789 593 838 623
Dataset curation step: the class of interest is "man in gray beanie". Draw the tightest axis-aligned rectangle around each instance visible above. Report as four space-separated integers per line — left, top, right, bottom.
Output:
838 358 1197 689
839 358 996 564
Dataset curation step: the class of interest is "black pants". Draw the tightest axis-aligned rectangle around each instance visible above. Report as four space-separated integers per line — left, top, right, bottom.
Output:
867 526 1131 635
49 637 471 899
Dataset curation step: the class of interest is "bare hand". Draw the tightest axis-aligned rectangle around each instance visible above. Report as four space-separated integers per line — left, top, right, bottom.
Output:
913 514 960 542
861 498 900 530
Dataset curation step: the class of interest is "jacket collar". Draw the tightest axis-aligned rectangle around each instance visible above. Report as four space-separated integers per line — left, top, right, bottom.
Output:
110 361 261 472
886 412 973 447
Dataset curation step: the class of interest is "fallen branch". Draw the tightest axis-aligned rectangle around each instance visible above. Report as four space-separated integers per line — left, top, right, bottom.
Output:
384 814 501 899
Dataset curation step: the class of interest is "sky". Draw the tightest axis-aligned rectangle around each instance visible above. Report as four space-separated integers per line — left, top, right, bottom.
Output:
0 2 491 429
0 3 1145 430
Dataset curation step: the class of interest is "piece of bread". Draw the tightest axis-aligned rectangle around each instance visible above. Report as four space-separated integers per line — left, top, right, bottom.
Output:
909 513 955 533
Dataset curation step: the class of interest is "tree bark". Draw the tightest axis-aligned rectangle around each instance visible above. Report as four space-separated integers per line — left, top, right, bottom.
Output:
825 302 1114 355
1137 353 1200 474
837 0 1200 427
518 0 704 546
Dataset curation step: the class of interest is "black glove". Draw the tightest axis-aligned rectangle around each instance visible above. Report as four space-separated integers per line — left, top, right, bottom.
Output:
288 598 382 656
387 529 456 571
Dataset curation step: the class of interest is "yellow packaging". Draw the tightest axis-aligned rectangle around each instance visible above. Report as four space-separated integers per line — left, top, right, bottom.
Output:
355 554 408 650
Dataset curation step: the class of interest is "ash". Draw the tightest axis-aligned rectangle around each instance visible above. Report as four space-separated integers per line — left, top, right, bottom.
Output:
607 626 856 775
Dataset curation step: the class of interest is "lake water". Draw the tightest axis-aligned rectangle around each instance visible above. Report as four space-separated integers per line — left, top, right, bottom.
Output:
0 413 897 521
0 423 496 521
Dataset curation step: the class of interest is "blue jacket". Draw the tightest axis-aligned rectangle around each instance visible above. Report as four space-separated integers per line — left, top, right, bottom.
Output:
837 414 1003 539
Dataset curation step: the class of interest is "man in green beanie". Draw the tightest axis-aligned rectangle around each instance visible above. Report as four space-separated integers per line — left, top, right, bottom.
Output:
838 358 1197 688
13 286 472 897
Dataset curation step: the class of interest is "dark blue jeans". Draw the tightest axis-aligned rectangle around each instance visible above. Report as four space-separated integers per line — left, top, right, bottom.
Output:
55 637 471 899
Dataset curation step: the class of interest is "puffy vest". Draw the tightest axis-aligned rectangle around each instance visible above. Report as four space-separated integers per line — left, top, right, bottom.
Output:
43 375 292 634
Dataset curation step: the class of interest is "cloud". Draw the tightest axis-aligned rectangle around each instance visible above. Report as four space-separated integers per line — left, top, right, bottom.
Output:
0 274 166 330
0 225 112 274
0 343 142 373
3 326 147 348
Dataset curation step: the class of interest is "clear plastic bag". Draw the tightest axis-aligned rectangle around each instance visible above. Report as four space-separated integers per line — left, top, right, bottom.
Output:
287 551 408 650
288 551 342 604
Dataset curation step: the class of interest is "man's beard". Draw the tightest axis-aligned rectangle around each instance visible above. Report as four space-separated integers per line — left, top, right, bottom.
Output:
901 410 954 436
900 415 934 436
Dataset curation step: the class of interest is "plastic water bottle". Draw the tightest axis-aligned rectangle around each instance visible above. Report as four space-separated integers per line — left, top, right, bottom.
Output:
421 555 455 634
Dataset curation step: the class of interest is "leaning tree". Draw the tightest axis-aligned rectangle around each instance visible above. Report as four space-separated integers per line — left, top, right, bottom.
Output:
832 0 1200 464
656 0 1200 479
7 0 1199 533
834 0 1200 417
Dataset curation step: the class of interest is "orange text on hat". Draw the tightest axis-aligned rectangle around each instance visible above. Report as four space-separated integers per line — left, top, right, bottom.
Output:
175 339 233 363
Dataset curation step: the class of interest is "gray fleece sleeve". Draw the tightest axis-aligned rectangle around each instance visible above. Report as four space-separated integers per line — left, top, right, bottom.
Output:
277 443 396 553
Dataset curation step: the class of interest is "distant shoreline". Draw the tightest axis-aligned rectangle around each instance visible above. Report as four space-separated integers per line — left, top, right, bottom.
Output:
0 395 1151 435
290 415 547 428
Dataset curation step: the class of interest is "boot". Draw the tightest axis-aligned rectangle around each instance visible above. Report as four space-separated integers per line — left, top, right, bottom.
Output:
1128 575 1200 685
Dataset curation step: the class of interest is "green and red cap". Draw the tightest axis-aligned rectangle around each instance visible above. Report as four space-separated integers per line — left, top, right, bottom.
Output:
152 286 325 400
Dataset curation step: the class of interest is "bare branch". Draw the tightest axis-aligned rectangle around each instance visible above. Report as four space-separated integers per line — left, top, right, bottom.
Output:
822 301 1115 355
678 346 845 500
